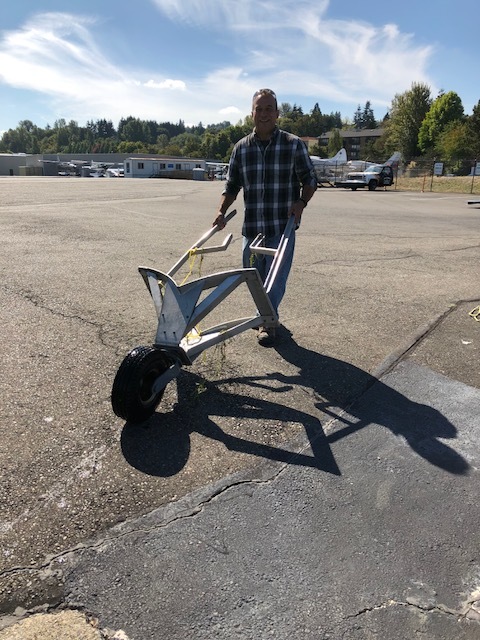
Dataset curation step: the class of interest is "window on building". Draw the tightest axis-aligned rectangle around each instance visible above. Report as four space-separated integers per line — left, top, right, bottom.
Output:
137 162 144 169
176 163 181 170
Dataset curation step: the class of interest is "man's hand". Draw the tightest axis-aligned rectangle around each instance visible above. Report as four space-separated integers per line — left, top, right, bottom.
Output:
290 200 306 226
213 212 226 229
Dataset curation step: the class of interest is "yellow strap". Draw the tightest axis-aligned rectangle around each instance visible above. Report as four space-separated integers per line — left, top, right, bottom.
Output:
185 326 202 344
181 250 204 338
180 248 202 285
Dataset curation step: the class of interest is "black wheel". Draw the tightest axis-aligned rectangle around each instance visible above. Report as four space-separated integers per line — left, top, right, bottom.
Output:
111 346 171 423
368 180 378 191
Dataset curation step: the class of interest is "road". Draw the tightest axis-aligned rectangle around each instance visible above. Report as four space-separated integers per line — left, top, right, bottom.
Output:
0 177 478 635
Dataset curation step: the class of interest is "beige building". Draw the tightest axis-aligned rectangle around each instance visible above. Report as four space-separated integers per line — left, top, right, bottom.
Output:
316 129 384 161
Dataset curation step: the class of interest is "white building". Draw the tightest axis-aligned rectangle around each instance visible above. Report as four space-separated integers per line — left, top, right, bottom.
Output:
124 157 206 179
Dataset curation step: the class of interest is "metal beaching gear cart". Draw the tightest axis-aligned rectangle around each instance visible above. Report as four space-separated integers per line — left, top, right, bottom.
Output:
111 210 296 424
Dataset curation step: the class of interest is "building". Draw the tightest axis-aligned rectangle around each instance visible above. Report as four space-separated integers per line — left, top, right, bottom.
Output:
316 128 384 161
0 153 33 176
299 137 319 153
124 157 205 179
0 152 206 178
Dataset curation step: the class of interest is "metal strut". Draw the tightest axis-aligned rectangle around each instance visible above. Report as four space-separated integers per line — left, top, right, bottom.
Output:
138 211 295 370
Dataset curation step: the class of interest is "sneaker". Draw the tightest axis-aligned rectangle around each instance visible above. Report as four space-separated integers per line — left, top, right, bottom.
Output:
257 326 276 347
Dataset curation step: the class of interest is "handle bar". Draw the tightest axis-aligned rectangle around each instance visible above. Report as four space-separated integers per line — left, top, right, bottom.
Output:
168 209 237 278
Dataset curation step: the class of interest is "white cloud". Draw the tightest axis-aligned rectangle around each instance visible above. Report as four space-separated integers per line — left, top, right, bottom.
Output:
219 106 242 116
0 3 436 128
152 0 436 110
144 79 186 90
0 12 195 124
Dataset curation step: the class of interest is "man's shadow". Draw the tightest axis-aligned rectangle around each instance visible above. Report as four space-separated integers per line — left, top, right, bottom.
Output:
121 327 469 478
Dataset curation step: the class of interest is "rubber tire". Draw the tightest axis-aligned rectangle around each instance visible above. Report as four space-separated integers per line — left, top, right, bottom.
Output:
111 346 170 423
368 180 378 191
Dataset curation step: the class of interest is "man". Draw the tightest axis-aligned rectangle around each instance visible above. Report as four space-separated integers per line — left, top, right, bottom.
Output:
213 88 317 346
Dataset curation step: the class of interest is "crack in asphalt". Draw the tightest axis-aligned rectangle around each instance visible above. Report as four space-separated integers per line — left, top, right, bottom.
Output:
0 471 279 577
1 283 114 351
349 596 480 623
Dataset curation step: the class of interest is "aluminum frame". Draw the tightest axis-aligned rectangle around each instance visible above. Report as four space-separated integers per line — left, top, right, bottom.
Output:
137 210 295 392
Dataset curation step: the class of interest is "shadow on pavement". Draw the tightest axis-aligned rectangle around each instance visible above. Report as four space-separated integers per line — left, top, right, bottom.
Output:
120 372 340 477
120 327 469 478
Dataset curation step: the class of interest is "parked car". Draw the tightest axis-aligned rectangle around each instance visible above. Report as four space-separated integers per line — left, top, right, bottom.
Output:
336 164 394 191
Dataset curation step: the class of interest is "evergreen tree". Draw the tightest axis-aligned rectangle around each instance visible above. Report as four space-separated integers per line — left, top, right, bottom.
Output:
362 101 376 129
353 102 376 129
353 105 363 129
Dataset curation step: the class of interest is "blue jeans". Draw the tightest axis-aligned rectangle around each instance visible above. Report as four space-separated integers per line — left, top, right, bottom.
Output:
242 231 296 317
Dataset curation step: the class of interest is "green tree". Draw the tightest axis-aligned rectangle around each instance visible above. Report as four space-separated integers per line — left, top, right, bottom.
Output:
435 120 470 172
199 132 217 159
327 129 343 156
353 105 363 129
418 91 464 153
279 102 293 118
291 104 304 121
1 122 38 152
384 82 432 161
307 103 324 136
117 140 148 153
465 100 480 159
353 102 376 129
278 116 295 133
118 117 149 143
95 119 116 139
39 133 58 154
156 133 169 152
54 121 70 150
168 132 202 156
362 101 376 129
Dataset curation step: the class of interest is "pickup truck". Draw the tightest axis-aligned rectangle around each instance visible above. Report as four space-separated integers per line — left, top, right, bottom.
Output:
336 164 394 191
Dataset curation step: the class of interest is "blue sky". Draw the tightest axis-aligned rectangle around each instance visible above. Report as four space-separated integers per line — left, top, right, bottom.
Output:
0 0 478 134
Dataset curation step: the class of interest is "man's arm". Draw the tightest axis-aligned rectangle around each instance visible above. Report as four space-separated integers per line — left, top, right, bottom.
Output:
290 140 317 224
300 184 317 204
290 184 316 225
213 192 236 229
212 145 242 228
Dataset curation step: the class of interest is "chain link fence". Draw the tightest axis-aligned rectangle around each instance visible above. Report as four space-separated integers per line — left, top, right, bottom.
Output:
395 159 479 194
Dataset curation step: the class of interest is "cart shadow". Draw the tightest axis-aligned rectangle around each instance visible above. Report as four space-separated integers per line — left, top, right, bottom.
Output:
120 370 340 477
120 327 469 478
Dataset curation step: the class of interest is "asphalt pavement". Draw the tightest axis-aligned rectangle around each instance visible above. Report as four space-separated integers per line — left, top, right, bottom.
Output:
0 178 479 639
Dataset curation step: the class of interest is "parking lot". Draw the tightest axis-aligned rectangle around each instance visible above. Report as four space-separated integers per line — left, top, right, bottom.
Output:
0 177 479 619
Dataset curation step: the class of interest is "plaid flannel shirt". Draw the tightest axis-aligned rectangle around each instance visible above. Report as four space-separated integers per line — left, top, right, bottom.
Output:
223 127 317 239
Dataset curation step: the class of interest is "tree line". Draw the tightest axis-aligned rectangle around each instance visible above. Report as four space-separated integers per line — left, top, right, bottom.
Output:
0 103 341 162
1 84 479 174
